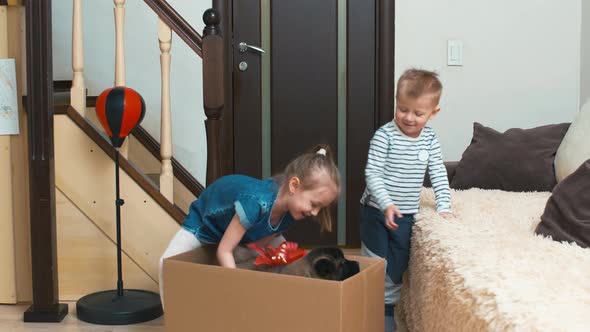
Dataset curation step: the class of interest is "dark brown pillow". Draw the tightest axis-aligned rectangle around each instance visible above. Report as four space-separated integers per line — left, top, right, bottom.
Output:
535 159 590 248
451 122 570 192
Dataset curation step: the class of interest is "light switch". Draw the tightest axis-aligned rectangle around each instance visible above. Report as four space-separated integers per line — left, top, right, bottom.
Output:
447 40 463 66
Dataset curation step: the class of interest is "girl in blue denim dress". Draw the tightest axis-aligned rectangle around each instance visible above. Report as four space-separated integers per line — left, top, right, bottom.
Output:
159 145 341 304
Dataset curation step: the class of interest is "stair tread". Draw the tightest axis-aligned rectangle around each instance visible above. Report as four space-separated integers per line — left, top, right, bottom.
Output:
145 173 160 187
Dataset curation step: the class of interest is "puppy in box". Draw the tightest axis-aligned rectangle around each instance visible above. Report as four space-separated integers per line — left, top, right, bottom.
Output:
233 244 360 281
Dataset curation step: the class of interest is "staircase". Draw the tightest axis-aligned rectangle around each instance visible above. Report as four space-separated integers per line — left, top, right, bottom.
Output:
16 0 225 303
32 84 195 300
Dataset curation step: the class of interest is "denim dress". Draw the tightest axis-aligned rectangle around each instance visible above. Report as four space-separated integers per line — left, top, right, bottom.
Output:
182 175 295 244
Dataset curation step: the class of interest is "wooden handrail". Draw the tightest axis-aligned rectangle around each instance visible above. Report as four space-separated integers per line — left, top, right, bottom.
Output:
84 95 205 197
141 3 226 185
132 126 205 198
143 0 203 57
54 105 186 224
24 92 202 217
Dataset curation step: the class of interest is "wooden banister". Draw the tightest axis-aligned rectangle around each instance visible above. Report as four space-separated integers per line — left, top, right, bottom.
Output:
69 1 224 190
54 105 186 224
23 93 205 201
143 0 203 57
140 3 226 186
87 95 205 198
132 126 205 197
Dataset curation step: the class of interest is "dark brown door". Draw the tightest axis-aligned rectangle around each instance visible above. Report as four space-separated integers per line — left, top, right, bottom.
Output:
231 0 394 246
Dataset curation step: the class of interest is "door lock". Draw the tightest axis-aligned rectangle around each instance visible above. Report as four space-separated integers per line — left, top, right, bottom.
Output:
238 61 248 71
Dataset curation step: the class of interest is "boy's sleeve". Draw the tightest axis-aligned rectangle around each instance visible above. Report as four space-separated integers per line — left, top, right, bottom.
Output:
234 195 262 229
365 128 395 210
427 134 452 213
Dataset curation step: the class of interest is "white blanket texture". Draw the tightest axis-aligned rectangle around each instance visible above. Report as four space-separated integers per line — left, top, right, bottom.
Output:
398 188 590 332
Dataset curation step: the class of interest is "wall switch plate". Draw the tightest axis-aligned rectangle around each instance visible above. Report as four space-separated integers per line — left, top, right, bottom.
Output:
447 40 463 66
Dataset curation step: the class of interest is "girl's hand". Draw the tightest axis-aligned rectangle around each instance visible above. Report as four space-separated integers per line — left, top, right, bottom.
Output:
439 212 454 219
384 205 402 230
217 214 247 268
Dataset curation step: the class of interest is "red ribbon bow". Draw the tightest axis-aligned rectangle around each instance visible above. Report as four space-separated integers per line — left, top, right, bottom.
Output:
246 241 307 266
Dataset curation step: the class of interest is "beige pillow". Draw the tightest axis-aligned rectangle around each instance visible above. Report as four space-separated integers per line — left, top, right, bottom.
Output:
554 100 590 182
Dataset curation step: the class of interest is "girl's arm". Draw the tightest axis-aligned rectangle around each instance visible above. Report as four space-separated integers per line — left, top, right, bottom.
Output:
217 214 247 268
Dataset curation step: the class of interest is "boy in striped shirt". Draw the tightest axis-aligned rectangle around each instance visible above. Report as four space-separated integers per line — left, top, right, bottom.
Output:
359 69 453 332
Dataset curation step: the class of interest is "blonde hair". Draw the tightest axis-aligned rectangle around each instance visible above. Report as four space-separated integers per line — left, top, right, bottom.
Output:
277 144 340 232
396 68 442 105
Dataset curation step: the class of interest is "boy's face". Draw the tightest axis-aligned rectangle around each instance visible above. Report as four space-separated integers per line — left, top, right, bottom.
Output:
394 93 440 138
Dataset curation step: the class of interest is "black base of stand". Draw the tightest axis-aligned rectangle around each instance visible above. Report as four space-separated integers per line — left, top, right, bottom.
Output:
76 151 162 325
76 289 163 325
23 303 69 323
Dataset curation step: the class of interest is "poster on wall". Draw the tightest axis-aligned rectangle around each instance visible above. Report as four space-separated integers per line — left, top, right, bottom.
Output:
0 59 19 135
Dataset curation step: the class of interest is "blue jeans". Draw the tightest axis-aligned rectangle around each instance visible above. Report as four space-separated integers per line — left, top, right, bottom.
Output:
359 205 414 286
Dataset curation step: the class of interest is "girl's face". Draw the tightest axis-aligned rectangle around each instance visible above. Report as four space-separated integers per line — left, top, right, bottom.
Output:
286 175 339 220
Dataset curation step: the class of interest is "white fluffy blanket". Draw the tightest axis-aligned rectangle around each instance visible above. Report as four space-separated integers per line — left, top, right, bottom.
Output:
398 188 590 332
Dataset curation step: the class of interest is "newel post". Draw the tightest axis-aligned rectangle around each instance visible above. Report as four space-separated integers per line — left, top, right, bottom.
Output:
202 8 224 186
23 0 69 322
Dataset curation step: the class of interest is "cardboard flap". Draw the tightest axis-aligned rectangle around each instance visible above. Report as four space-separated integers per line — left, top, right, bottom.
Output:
341 256 385 332
166 244 218 265
345 255 384 272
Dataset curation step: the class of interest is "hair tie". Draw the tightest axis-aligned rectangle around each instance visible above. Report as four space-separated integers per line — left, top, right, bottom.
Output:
316 148 327 156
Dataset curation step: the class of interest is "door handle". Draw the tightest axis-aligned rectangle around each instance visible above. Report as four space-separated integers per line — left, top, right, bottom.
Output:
238 42 266 54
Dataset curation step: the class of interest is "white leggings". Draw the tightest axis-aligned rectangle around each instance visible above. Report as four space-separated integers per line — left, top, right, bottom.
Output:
361 242 402 305
159 228 202 308
158 228 286 309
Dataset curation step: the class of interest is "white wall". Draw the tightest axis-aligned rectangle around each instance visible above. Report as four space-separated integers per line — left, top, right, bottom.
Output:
52 1 584 177
581 1 590 105
395 0 581 161
52 0 211 184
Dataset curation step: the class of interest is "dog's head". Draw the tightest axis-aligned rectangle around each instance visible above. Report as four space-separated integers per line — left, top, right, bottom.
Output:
280 247 360 281
233 245 360 281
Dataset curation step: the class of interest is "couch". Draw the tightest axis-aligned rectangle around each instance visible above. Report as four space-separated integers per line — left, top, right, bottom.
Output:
398 105 590 332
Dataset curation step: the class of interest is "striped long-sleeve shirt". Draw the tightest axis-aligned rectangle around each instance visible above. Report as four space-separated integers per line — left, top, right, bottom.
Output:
360 122 451 214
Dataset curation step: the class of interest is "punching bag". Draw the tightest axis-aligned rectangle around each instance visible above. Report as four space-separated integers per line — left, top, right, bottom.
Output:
77 85 163 325
95 86 146 148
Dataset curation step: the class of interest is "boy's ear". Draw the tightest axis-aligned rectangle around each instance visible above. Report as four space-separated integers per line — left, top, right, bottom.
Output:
288 176 301 193
430 105 441 119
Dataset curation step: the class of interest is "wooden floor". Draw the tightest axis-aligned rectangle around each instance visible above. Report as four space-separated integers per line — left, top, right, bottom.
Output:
0 302 165 331
0 300 407 332
1 248 367 332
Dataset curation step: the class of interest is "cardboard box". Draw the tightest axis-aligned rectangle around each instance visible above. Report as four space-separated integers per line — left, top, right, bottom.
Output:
163 246 385 332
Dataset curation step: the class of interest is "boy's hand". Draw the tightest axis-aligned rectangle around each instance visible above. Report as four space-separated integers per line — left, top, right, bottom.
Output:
384 205 402 230
439 212 454 219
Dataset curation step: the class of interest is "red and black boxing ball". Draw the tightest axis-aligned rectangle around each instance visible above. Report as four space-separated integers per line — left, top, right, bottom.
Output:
95 86 146 148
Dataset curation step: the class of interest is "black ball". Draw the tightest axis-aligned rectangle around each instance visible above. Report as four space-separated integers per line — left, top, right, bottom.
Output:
203 9 220 26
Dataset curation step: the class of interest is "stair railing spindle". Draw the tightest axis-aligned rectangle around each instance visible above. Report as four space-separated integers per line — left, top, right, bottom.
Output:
114 0 129 158
158 18 173 201
71 0 86 117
